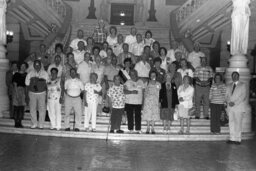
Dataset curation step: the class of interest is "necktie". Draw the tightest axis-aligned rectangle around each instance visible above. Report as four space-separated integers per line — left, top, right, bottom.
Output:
231 83 236 95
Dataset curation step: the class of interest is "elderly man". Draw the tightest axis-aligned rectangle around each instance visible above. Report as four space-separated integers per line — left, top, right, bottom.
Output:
226 72 247 145
77 52 92 85
64 68 84 132
25 60 49 129
92 19 108 47
73 41 86 65
194 57 213 119
130 33 145 59
134 52 151 83
118 43 136 66
113 34 124 57
69 29 87 52
125 27 137 49
187 42 205 69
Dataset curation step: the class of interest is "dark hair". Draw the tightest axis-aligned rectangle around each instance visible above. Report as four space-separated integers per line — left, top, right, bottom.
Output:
55 43 63 52
92 46 100 53
123 58 132 65
67 52 74 57
87 36 94 43
214 73 223 82
70 67 76 73
50 67 58 74
159 47 167 56
122 43 129 49
90 72 98 79
11 61 18 66
18 62 28 70
145 30 153 38
183 75 192 85
109 26 117 34
180 58 187 64
232 71 240 77
136 33 142 38
149 70 158 79
144 45 151 51
54 55 61 60
102 41 109 46
153 57 162 64
153 41 160 49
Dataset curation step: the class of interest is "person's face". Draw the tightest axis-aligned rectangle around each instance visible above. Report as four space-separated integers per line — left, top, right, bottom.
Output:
90 74 97 83
34 62 41 72
51 70 58 80
150 72 156 81
95 56 101 64
106 56 112 65
144 47 150 54
56 47 62 54
153 43 159 50
154 61 161 68
141 53 147 61
93 48 99 55
131 28 137 35
168 63 176 72
11 64 18 71
30 53 36 61
103 43 108 50
20 64 26 72
110 28 116 35
215 75 221 84
194 45 200 52
78 42 85 50
160 49 166 56
201 58 207 66
67 54 74 63
232 73 239 82
107 49 112 57
181 60 187 68
136 35 142 43
130 71 137 80
70 69 77 78
175 52 182 61
183 77 190 85
40 45 46 52
145 32 151 39
123 44 129 52
87 38 93 45
55 56 61 65
77 30 84 39
114 76 121 86
124 61 131 68
98 21 105 28
112 56 117 66
84 53 90 62
117 35 123 44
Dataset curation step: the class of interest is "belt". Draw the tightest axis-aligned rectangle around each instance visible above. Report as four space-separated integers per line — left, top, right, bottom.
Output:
66 93 81 98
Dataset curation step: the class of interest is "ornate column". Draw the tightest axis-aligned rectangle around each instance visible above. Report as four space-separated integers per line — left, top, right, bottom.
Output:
147 0 157 21
225 0 252 133
86 0 97 19
0 0 8 117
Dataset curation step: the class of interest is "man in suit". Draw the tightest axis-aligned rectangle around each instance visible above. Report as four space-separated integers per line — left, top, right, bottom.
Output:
225 72 247 145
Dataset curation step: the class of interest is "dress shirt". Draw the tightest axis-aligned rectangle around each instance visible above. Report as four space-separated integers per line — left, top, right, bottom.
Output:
130 42 145 56
134 61 151 78
73 49 86 65
69 38 87 50
77 61 92 84
64 78 84 97
187 51 205 69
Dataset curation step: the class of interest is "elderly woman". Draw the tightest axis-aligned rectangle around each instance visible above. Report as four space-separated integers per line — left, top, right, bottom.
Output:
177 59 194 80
119 58 132 84
47 68 62 130
150 41 161 58
209 73 226 134
106 26 118 48
12 62 28 128
159 47 170 71
160 62 182 133
150 57 166 84
52 43 66 66
85 37 94 54
144 30 155 48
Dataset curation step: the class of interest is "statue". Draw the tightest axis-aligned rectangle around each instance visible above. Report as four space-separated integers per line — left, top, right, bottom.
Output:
231 0 251 55
0 0 6 45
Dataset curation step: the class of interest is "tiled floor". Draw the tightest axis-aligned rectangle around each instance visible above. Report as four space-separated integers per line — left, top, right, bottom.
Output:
0 133 255 171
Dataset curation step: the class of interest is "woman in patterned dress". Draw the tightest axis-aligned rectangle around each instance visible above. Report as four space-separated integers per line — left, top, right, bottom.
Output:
142 70 161 134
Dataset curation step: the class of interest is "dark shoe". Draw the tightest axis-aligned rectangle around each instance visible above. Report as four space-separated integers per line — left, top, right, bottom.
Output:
234 141 241 145
116 130 124 134
195 116 200 119
226 140 235 144
110 130 114 133
151 130 156 134
204 117 210 120
146 131 150 134
14 122 18 128
74 128 80 132
65 128 71 131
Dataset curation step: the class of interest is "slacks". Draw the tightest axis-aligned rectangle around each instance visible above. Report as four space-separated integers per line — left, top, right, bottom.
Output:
210 103 223 133
13 106 24 124
228 109 244 142
195 85 210 118
125 104 142 131
110 108 124 130
47 99 62 129
29 92 46 128
84 101 98 129
64 95 82 129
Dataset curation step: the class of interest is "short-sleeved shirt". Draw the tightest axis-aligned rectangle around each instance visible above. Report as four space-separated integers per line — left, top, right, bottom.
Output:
62 62 76 80
130 42 145 56
77 61 92 84
134 61 151 78
70 38 87 51
194 66 213 81
107 84 125 108
177 68 194 79
106 36 118 47
25 69 49 93
84 83 102 103
64 78 84 97
93 27 107 43
124 79 145 105
73 50 86 65
124 35 137 47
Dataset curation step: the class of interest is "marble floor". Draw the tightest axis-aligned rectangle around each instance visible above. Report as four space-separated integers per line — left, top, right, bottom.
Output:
0 133 255 171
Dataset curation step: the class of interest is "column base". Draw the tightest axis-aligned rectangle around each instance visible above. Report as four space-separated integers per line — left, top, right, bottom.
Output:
225 54 252 133
0 58 9 118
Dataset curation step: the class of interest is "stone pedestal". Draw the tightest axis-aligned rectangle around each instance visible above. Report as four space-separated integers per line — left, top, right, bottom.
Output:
225 54 252 133
0 45 8 118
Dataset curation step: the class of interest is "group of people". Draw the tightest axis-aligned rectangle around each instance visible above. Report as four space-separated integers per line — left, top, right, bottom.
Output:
5 20 247 144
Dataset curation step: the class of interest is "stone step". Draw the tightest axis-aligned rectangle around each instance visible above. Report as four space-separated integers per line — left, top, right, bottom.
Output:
0 125 254 141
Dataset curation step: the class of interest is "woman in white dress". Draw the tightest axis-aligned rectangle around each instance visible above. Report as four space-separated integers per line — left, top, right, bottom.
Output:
177 75 194 134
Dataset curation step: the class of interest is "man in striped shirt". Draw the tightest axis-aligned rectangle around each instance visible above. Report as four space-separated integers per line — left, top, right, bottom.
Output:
194 57 213 119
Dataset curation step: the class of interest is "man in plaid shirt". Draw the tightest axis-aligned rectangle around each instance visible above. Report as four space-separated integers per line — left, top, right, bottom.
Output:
92 19 107 47
194 57 213 119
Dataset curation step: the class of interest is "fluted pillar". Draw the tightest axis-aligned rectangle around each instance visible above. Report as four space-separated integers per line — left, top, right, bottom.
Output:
225 0 252 133
0 0 8 117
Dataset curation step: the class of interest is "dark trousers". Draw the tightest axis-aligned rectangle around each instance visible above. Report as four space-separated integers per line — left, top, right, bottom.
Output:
125 104 142 131
9 95 14 118
13 106 25 124
110 108 124 130
210 103 223 133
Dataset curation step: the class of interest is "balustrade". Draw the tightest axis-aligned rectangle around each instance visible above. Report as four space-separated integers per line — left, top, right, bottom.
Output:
46 0 66 18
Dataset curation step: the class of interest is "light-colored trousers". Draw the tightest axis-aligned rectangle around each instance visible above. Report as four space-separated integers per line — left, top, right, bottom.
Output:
64 95 82 129
84 101 98 129
228 109 243 142
47 99 61 129
195 85 210 118
29 92 46 127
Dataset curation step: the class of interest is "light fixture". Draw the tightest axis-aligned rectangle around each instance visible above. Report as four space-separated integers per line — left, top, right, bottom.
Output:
226 40 230 52
227 40 231 45
6 30 14 44
120 21 125 26
120 11 125 17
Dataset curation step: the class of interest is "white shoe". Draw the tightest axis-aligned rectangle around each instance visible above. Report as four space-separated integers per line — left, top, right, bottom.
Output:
30 125 37 129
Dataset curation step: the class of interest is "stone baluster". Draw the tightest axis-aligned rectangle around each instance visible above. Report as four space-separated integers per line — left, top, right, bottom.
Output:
0 0 9 117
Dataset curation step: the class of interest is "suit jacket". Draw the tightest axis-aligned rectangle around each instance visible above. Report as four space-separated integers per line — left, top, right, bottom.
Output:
225 81 247 112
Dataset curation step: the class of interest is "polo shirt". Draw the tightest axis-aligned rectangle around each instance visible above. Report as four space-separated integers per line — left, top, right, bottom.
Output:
77 61 92 84
64 78 84 97
134 61 151 78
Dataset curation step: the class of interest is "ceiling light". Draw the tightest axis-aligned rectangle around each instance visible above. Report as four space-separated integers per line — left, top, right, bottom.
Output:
120 11 125 17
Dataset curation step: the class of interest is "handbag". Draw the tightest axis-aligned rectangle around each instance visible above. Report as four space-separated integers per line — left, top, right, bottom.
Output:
102 106 110 113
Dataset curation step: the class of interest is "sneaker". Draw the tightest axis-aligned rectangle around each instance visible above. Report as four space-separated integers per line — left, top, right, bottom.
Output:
116 130 124 134
136 130 142 134
65 128 71 131
204 117 210 120
110 130 114 133
74 128 80 132
30 125 37 129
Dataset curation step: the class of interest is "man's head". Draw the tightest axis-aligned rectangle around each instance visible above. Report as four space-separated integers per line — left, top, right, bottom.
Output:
111 55 117 66
113 75 121 86
130 27 137 36
33 60 42 72
200 57 207 67
124 58 132 68
54 55 61 65
67 52 74 63
175 51 183 62
70 68 77 79
93 46 100 55
171 41 178 49
117 34 124 44
77 29 84 39
10 61 18 72
77 41 85 50
232 72 240 82
143 46 151 55
136 33 142 43
98 19 105 29
153 57 162 68
180 59 188 69
50 68 58 80
194 42 200 52
122 43 129 53
141 52 147 61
